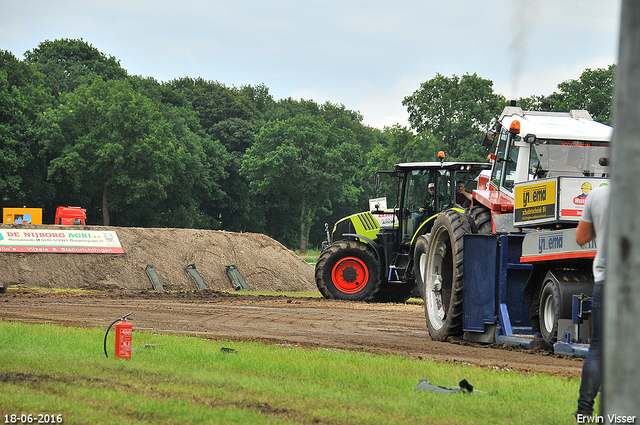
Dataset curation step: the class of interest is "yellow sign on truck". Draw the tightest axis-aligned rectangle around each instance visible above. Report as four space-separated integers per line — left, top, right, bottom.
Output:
513 177 609 227
514 179 557 225
2 208 43 225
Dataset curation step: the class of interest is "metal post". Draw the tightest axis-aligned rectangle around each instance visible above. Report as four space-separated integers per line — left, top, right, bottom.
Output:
604 0 640 418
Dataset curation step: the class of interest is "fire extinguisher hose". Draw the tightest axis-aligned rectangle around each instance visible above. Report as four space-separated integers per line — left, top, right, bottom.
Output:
103 312 134 358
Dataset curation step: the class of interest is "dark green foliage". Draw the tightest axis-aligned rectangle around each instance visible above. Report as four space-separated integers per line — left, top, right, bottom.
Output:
0 38 616 250
24 38 128 97
521 65 615 125
40 78 179 226
0 50 55 210
241 111 362 252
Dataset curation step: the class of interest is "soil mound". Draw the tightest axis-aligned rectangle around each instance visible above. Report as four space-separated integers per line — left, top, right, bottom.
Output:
0 224 317 293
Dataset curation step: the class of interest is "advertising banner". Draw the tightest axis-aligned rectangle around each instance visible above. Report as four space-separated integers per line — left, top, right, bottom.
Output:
514 179 557 225
0 229 123 253
559 177 609 219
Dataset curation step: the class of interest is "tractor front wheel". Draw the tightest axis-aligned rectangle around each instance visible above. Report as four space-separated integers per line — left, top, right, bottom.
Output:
315 240 381 302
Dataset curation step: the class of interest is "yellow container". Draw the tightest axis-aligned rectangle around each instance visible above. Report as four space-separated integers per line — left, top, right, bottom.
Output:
3 208 43 225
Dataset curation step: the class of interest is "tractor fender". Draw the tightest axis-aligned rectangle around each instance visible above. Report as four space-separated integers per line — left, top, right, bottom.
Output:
411 214 439 246
341 233 385 282
410 208 466 247
542 269 594 320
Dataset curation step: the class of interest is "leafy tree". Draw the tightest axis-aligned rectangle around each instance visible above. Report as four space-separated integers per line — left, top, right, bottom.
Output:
239 83 275 115
513 94 546 111
0 50 54 210
168 78 273 232
169 78 263 132
516 66 615 125
23 38 127 97
541 65 615 124
263 97 324 122
261 99 380 249
403 73 506 161
241 114 361 253
40 78 179 226
365 125 444 171
129 75 229 228
208 118 262 232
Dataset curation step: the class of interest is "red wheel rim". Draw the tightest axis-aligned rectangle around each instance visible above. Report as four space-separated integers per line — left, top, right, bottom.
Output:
331 257 369 294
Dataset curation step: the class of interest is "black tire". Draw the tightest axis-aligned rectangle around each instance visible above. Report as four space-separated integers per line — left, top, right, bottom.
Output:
539 279 560 344
467 205 492 234
315 240 381 302
423 210 471 341
413 234 430 300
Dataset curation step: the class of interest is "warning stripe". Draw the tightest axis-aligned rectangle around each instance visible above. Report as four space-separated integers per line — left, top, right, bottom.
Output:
521 251 596 263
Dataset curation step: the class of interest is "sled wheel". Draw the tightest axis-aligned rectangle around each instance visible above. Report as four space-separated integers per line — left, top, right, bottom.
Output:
315 240 380 301
423 210 470 340
539 279 560 344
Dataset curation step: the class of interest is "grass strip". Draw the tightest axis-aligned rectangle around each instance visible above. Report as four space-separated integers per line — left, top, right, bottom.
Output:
0 321 583 424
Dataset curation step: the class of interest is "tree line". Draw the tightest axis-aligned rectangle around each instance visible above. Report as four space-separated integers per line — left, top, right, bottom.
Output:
0 39 616 252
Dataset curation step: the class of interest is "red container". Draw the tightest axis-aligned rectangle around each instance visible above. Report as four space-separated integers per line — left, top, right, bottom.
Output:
55 206 86 225
115 320 132 360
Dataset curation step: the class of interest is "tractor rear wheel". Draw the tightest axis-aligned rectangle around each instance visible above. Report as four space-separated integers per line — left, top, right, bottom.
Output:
315 240 381 302
413 234 430 300
467 205 492 234
423 210 471 340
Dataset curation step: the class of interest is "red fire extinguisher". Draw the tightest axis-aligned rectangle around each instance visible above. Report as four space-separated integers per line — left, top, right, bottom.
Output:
103 312 133 359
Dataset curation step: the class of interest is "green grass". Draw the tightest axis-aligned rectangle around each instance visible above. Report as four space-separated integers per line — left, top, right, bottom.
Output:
0 321 583 424
295 248 321 264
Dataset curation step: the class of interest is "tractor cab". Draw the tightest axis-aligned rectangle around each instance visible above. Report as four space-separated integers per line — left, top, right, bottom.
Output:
391 162 488 245
474 106 612 231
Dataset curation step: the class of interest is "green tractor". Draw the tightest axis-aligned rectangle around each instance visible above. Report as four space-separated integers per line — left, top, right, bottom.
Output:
315 158 491 302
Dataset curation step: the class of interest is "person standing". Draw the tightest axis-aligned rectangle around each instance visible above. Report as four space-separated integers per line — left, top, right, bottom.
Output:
575 183 610 419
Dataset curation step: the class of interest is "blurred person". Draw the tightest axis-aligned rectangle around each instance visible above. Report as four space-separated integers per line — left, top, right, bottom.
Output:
575 184 609 420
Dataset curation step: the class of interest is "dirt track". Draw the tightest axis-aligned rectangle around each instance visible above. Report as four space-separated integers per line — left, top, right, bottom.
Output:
0 288 585 377
1 225 585 377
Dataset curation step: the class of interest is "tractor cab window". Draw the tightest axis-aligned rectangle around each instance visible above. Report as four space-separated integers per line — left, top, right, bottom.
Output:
453 166 485 207
402 170 430 243
374 170 402 210
533 140 609 178
491 130 519 193
436 170 452 211
503 144 519 191
491 131 509 188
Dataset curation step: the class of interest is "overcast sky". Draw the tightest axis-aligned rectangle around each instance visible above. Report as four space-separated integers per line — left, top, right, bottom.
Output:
0 0 622 129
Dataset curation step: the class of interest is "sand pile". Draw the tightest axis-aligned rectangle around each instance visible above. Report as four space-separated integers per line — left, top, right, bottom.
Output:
0 224 317 293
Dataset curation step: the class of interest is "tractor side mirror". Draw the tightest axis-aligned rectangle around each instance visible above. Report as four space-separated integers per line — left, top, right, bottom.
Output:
523 133 537 144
